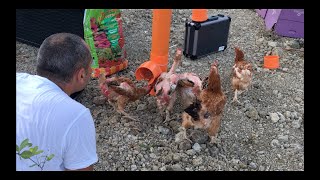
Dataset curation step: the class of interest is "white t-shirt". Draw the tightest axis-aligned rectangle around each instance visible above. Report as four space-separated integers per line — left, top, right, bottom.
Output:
16 73 98 171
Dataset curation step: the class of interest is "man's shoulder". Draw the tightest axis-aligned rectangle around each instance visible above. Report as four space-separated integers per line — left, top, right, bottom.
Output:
54 97 92 120
16 72 31 80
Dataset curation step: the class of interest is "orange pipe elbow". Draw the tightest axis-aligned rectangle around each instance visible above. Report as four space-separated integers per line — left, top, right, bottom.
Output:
135 9 172 95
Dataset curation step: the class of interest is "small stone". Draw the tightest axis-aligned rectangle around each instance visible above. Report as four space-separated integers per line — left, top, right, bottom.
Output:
292 120 301 129
278 112 286 122
278 134 289 142
294 97 302 103
259 110 267 118
269 113 280 122
192 143 201 152
272 47 283 57
268 41 277 47
136 104 147 111
257 151 265 154
175 131 186 143
290 143 303 150
291 111 298 119
273 90 278 95
172 163 183 171
131 164 137 171
173 153 181 162
256 37 265 45
179 140 192 150
231 158 240 164
263 68 270 72
182 61 191 66
186 149 196 156
249 162 257 169
271 139 280 148
282 68 288 72
190 130 209 144
239 162 247 169
153 166 159 171
160 166 167 171
149 153 157 159
133 150 139 155
256 67 262 72
259 166 265 171
162 154 173 164
284 111 291 119
93 96 106 105
192 157 203 166
299 163 303 167
158 126 170 135
208 146 219 157
246 107 259 120
288 39 301 49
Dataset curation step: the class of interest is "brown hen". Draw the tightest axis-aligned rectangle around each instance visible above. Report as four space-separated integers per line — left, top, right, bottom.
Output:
231 47 253 104
99 74 153 121
181 60 226 144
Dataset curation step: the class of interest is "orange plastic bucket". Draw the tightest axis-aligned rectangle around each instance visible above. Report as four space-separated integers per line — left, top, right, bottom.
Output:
264 55 279 69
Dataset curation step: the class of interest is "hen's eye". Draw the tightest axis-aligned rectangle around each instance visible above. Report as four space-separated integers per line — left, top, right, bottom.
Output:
204 112 210 119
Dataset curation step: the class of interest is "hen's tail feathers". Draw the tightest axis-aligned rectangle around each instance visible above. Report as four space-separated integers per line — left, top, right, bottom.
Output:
235 47 245 63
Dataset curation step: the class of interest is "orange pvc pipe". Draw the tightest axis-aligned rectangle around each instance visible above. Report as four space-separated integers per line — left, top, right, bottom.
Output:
192 9 208 22
135 9 172 94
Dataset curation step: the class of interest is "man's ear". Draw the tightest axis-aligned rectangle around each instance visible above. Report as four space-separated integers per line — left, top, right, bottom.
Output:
76 68 86 82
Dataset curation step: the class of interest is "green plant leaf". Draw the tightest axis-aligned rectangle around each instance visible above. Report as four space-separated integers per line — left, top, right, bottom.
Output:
34 150 44 155
20 150 33 159
27 143 33 147
16 145 19 152
19 139 29 151
46 154 55 161
29 164 37 168
30 146 38 154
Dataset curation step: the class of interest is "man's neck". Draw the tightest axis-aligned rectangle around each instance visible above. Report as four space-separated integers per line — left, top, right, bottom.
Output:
54 81 74 96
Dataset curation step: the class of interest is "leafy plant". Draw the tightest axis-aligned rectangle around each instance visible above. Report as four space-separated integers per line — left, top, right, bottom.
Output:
16 139 54 171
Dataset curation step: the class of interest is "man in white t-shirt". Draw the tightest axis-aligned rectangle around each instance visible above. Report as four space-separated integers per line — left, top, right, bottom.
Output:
16 33 98 171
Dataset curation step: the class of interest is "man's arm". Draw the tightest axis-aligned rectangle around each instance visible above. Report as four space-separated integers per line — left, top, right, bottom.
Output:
66 165 93 171
63 109 98 170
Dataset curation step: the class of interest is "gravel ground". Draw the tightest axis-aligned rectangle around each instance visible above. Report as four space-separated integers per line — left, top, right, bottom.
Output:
16 9 304 171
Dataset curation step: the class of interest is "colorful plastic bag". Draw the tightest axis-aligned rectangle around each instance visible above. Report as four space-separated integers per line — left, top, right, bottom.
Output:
84 9 128 78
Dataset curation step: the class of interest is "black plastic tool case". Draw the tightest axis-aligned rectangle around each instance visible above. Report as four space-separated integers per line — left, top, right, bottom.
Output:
183 14 231 60
16 9 85 47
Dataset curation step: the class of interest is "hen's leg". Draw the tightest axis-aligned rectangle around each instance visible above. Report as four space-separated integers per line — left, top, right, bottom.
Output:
209 135 221 144
180 112 194 143
163 95 176 123
181 127 192 143
108 100 118 112
208 116 221 144
232 89 241 104
117 97 138 121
